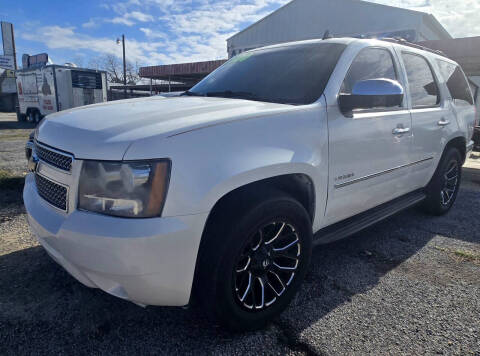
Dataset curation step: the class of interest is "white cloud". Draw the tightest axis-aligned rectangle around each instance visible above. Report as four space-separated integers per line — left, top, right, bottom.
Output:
109 17 135 26
129 11 155 22
136 0 290 62
160 0 289 36
139 27 167 39
82 18 99 29
107 10 154 27
370 0 480 37
20 26 164 65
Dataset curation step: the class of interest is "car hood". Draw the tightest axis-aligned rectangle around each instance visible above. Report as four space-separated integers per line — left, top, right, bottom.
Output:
36 96 292 160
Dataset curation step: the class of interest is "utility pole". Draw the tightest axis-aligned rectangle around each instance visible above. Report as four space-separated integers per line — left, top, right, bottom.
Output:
117 35 127 99
122 34 126 99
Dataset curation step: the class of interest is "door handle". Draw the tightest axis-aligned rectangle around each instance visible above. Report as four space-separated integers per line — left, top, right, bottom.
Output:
392 126 411 135
437 118 450 126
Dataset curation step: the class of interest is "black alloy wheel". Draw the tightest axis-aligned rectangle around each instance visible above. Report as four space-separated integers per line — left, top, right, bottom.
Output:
234 221 301 311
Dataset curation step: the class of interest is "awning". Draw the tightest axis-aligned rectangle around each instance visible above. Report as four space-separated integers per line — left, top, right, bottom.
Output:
139 59 227 83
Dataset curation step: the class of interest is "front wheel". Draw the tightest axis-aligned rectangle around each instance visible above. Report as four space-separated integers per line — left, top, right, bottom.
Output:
422 148 462 215
196 192 312 331
16 111 26 122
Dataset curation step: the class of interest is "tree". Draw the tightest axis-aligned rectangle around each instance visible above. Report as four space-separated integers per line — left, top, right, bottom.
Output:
85 54 140 85
100 54 140 85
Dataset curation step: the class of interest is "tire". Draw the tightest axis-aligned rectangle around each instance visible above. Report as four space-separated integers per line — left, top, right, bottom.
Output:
27 110 35 123
195 190 313 331
422 148 462 215
34 110 42 124
16 112 26 122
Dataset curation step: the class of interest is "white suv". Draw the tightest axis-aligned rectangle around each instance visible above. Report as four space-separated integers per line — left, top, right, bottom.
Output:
24 38 476 330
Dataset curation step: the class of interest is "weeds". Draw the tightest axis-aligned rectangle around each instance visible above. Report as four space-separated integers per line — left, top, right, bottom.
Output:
0 130 32 141
434 245 480 265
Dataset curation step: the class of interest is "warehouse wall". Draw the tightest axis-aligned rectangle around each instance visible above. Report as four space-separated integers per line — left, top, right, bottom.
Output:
227 0 448 57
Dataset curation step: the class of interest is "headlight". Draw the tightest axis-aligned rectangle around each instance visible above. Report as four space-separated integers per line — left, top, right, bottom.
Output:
78 160 170 218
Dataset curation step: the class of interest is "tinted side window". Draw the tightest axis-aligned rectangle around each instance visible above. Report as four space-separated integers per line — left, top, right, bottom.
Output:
341 48 397 94
436 60 473 105
402 53 440 108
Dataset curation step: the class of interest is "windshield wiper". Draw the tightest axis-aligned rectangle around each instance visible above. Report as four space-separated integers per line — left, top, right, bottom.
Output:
182 90 258 101
205 90 258 100
181 90 204 96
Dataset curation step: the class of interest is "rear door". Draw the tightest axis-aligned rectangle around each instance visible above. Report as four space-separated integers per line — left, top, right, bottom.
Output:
38 67 57 116
325 46 413 225
19 71 40 114
399 51 451 189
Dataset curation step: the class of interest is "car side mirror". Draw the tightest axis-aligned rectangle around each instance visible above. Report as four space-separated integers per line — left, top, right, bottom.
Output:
338 78 404 114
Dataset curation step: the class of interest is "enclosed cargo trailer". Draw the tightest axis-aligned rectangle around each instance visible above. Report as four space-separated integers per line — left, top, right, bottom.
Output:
16 65 107 122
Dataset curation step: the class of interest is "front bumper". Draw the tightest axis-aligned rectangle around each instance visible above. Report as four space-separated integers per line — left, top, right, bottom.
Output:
24 173 208 306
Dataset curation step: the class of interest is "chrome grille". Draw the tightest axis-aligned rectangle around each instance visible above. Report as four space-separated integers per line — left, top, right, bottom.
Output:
35 142 73 172
35 174 68 211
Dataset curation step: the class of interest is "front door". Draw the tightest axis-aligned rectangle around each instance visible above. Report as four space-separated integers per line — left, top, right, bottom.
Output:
324 46 413 226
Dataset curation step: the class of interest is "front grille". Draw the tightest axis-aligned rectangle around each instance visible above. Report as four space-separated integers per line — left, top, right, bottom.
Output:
35 142 73 172
35 174 68 211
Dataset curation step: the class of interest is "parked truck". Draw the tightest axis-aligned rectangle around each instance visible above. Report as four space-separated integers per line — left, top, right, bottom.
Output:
16 65 107 123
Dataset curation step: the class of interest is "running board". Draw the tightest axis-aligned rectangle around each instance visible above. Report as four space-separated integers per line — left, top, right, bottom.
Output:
314 190 426 245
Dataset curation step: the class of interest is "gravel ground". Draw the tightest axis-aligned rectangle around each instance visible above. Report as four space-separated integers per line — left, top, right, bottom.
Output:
0 112 479 355
0 113 35 176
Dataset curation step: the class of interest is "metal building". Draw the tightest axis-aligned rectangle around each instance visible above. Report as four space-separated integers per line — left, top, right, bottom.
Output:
139 59 226 93
227 0 451 58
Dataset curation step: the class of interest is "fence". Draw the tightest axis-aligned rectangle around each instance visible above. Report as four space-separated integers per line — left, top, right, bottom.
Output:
107 89 150 101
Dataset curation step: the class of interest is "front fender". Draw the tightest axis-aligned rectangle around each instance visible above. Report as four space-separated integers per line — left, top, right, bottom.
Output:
201 161 319 214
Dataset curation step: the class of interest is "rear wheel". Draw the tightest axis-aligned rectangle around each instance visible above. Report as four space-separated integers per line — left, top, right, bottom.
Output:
27 110 35 123
195 191 312 331
422 148 462 215
34 110 42 124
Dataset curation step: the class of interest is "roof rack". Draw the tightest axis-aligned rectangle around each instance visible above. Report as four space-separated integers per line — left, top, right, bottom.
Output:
379 37 446 57
323 31 447 57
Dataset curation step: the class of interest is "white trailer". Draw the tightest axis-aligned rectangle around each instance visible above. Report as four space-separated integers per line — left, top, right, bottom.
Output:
16 65 107 122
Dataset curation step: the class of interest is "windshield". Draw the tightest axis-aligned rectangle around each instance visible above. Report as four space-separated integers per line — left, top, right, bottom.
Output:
188 42 346 105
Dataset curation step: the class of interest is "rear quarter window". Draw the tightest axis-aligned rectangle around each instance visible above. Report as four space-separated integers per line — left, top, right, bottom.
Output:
436 60 474 105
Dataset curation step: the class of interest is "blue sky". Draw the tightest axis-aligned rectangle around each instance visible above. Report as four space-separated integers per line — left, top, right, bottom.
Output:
2 0 480 68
